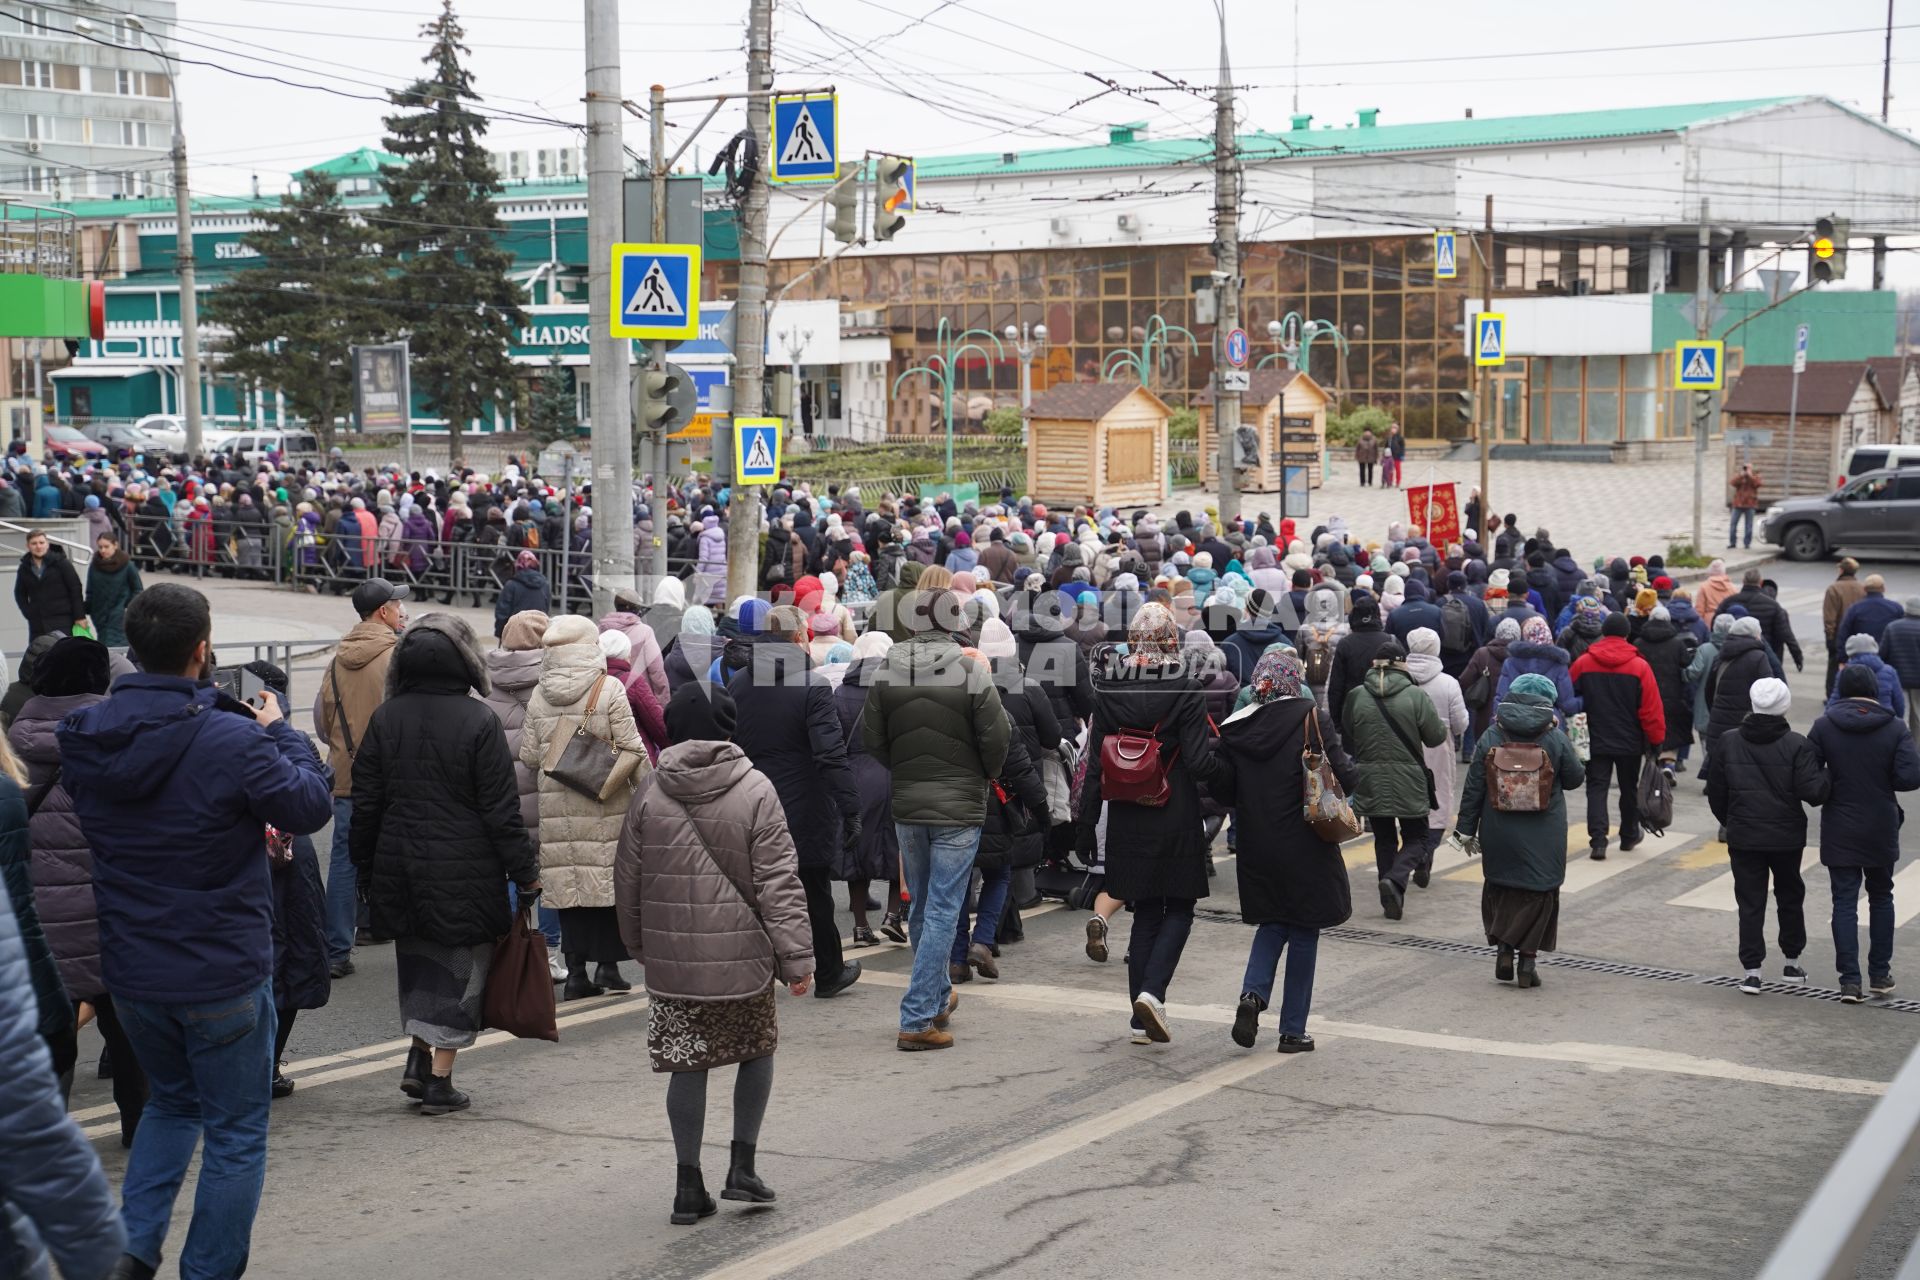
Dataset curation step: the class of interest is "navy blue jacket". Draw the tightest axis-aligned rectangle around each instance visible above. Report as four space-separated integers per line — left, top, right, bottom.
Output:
59 674 334 1004
1883 616 1920 690
0 876 124 1279
1666 598 1709 646
1839 594 1907 649
1808 698 1920 867
1386 598 1443 649
1220 618 1292 686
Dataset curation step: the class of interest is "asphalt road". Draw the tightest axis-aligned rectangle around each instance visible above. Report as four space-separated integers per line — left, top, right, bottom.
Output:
56 551 1920 1280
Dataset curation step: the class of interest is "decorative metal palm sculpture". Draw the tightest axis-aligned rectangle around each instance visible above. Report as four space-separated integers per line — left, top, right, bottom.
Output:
891 317 1007 483
1258 312 1349 393
1103 315 1199 390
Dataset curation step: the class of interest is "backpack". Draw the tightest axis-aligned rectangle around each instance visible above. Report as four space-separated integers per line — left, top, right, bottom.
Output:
1440 596 1472 654
1486 737 1555 812
1636 753 1674 836
1098 720 1180 808
523 525 540 550
1300 625 1335 686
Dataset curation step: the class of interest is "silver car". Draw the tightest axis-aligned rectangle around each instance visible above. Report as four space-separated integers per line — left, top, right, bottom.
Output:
1761 467 1920 560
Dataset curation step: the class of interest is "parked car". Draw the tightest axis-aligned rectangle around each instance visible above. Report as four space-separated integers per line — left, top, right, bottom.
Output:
1838 443 1920 488
218 429 322 467
84 422 175 456
132 414 189 453
45 424 107 460
1763 467 1920 560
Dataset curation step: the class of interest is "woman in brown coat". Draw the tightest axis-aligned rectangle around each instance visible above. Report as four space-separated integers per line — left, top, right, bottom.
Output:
1354 428 1380 487
615 682 813 1228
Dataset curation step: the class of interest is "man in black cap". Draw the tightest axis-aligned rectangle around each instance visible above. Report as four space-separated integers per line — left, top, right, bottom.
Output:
313 578 408 977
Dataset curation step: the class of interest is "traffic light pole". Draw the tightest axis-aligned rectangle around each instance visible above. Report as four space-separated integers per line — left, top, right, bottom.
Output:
647 82 669 583
584 0 632 616
727 0 774 606
1691 199 1711 558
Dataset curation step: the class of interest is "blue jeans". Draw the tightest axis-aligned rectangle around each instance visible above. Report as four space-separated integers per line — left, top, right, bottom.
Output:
895 823 982 1032
1729 507 1755 548
508 881 562 949
1241 923 1320 1036
950 865 1010 965
1830 864 1896 986
116 981 275 1279
325 796 356 963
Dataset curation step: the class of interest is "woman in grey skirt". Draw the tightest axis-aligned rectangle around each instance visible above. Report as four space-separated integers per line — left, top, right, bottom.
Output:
351 614 540 1115
616 682 814 1225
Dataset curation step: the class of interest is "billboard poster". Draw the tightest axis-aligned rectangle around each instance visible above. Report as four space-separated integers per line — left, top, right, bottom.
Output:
353 343 410 434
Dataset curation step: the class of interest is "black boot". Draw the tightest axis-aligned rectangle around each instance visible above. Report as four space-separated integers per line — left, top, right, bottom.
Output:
418 1072 470 1116
594 962 632 993
1495 945 1515 983
401 1045 430 1099
563 955 605 1001
1517 956 1541 989
108 1254 157 1280
722 1140 776 1203
671 1164 718 1225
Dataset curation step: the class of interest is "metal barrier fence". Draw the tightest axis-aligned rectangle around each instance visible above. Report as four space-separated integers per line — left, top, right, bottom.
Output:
1755 1039 1920 1278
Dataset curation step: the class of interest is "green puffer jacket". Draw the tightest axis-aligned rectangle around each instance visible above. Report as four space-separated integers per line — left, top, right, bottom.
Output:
1342 664 1447 817
861 629 1010 826
1455 690 1587 892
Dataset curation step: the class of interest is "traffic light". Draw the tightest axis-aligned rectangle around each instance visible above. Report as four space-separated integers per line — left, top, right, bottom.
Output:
828 176 859 245
633 363 684 435
1811 215 1849 283
1451 389 1474 436
872 155 913 242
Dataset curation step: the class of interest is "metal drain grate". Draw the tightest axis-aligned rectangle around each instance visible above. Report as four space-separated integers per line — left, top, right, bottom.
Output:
1193 914 1920 1014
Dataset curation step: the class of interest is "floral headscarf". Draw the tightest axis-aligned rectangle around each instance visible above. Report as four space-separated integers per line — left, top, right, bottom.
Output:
1126 601 1180 666
1522 616 1552 645
1250 647 1306 704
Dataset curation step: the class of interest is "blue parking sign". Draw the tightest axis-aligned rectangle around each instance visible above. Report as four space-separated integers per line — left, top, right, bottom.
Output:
611 243 700 340
771 94 839 183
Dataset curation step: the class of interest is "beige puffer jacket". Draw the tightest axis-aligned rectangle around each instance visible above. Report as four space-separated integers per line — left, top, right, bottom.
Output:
520 616 648 908
614 738 812 1000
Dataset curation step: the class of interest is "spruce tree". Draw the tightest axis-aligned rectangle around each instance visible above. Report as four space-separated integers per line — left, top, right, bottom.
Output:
526 350 578 449
203 169 382 449
379 0 525 468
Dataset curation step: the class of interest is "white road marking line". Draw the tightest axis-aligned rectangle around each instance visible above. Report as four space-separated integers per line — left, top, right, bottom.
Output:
696 1052 1286 1280
1447 830 1696 893
1894 862 1920 929
1667 849 1819 912
839 899 1066 954
853 970 1886 1097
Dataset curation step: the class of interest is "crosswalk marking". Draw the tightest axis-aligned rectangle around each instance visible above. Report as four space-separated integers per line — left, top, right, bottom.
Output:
1672 841 1730 871
1343 837 1472 877
1667 849 1816 912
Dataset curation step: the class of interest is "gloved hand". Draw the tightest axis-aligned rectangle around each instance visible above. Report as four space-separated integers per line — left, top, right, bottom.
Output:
1074 821 1098 861
842 813 863 849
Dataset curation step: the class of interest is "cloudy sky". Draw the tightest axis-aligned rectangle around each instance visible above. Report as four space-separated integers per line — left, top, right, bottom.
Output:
155 0 1917 281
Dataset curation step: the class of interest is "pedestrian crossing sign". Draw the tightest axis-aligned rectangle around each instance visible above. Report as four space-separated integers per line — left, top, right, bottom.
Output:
1434 231 1458 280
734 417 783 484
1473 311 1506 367
1674 339 1725 390
770 93 839 183
611 243 701 340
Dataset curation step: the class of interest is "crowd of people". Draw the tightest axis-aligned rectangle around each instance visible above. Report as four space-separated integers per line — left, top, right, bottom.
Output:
7 442 1920 1274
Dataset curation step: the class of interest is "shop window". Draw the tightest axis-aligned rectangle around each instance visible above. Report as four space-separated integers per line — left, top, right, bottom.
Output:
1371 292 1402 340
1624 354 1657 390
1339 241 1370 291
1624 392 1657 440
1585 391 1620 442
1586 356 1619 389
1308 248 1337 294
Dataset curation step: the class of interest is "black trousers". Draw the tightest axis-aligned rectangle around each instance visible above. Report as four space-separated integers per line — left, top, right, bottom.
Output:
1358 462 1375 487
1372 816 1429 889
1729 846 1806 971
798 865 846 983
1585 753 1641 847
1125 897 1196 1010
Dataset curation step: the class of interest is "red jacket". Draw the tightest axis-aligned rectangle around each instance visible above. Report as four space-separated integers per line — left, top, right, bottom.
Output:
1569 634 1665 756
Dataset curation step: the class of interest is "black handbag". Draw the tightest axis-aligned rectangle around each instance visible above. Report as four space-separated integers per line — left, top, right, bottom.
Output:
542 677 624 801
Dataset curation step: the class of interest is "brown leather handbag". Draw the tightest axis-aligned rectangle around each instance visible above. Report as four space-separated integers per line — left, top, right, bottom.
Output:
1301 710 1362 842
483 904 560 1042
543 677 623 801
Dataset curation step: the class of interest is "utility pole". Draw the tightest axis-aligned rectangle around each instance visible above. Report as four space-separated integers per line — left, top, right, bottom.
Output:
727 0 774 604
647 83 669 583
1885 0 1896 122
1691 199 1711 557
1479 194 1493 550
584 0 632 615
1211 0 1240 535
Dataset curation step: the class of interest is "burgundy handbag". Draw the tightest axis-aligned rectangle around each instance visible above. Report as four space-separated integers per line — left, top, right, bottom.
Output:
1099 721 1180 808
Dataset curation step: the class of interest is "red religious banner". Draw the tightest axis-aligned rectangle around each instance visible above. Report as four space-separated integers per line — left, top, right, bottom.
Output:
1406 482 1461 548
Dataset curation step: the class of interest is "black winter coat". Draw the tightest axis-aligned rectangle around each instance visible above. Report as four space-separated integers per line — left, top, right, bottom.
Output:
830 657 899 882
1326 622 1395 738
1634 617 1696 750
1726 586 1804 667
494 567 550 638
977 690 1049 873
1704 634 1776 750
1808 699 1920 867
1016 607 1095 729
1078 654 1219 901
1706 715 1829 853
349 618 540 945
1209 699 1355 928
729 637 859 870
15 549 83 639
271 834 331 1014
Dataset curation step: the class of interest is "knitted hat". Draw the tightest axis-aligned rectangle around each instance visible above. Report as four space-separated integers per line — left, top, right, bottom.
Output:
500 610 550 651
1749 678 1791 716
665 681 736 743
1602 612 1631 638
1846 633 1880 657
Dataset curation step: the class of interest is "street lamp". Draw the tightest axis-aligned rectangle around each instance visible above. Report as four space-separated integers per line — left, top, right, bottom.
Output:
82 13 202 459
776 327 811 436
1003 321 1047 412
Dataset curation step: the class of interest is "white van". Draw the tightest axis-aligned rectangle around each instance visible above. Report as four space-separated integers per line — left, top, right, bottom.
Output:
219 429 323 467
1841 443 1920 483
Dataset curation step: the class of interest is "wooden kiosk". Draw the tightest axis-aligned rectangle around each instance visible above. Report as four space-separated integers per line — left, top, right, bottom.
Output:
1024 382 1172 509
1193 368 1332 492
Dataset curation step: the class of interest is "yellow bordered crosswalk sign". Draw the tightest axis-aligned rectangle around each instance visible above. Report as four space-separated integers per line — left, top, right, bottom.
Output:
1434 231 1458 280
1674 339 1724 390
1473 312 1505 367
734 417 782 484
611 243 701 340
770 94 839 183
